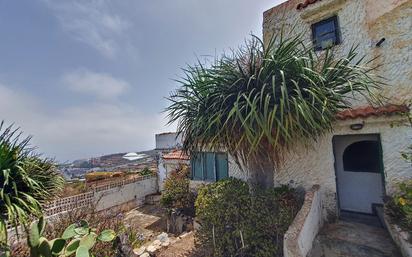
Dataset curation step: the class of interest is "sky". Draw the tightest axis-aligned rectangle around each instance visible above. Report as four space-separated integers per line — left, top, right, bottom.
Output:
0 0 283 162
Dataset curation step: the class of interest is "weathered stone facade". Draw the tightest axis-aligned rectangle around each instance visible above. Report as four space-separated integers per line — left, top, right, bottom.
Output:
263 0 412 104
226 0 412 218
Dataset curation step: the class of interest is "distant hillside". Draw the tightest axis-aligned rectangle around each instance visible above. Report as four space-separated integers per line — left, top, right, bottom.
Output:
59 149 159 180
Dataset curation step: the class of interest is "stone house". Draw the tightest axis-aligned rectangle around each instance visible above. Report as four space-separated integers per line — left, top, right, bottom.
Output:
190 0 412 222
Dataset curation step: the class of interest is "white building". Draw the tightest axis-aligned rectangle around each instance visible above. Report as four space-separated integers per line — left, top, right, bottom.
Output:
155 132 186 190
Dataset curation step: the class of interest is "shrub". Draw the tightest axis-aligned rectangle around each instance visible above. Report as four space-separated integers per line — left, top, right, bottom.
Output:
195 178 301 257
385 180 412 235
138 167 153 176
0 122 64 254
85 172 124 183
160 166 195 215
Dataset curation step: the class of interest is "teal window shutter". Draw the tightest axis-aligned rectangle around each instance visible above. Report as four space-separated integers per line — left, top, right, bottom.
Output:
216 153 228 180
191 153 203 180
204 152 216 181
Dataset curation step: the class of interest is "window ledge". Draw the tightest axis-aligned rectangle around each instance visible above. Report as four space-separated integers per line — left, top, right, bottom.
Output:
300 0 347 22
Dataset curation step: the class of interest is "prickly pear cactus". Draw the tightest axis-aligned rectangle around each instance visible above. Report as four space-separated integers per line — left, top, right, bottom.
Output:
27 217 116 257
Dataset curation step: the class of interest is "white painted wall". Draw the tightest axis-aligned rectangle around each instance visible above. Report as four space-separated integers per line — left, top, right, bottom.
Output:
94 176 158 211
45 176 158 216
263 0 412 105
258 0 412 218
159 159 189 191
284 185 324 257
155 133 182 150
275 117 412 217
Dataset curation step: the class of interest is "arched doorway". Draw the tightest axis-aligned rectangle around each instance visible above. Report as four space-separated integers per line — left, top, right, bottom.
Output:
333 134 385 214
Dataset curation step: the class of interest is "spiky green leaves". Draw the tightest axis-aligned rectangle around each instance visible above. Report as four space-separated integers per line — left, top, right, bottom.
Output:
0 121 65 249
167 34 383 172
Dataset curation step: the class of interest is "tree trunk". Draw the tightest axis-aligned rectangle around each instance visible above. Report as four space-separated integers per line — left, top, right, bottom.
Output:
247 158 275 190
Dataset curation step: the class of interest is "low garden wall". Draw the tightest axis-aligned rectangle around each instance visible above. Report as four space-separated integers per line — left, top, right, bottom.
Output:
383 213 412 257
45 175 158 216
6 175 158 243
284 185 324 257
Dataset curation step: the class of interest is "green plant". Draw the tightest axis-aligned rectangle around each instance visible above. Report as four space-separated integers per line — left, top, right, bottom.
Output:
160 166 195 214
0 122 64 254
385 180 412 235
166 33 382 188
195 178 301 257
27 217 116 257
138 167 153 176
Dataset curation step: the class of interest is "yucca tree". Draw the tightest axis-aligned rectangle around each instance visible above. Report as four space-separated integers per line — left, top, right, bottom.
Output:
0 121 64 253
166 34 383 188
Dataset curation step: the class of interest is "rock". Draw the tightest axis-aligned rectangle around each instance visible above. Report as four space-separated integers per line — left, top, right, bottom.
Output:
157 232 169 242
179 232 191 239
146 245 158 253
133 246 146 256
161 241 170 247
115 233 135 257
153 240 162 246
140 253 150 257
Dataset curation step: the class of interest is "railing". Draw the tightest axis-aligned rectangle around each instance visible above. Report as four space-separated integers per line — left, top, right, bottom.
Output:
5 175 158 240
44 175 156 216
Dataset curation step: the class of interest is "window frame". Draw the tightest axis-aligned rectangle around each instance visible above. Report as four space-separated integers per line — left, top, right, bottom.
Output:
190 152 229 182
311 15 341 51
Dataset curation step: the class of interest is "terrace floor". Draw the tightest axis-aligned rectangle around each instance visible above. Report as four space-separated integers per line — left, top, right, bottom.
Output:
308 221 402 257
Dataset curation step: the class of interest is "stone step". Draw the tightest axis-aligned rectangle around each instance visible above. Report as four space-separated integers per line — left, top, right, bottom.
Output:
310 235 397 257
308 221 402 257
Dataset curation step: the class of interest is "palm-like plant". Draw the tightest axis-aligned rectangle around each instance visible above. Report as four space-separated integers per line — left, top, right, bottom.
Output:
0 121 64 253
166 34 383 188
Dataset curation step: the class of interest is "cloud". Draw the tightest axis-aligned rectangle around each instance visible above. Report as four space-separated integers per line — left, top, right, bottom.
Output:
42 0 130 58
0 83 164 161
63 69 130 100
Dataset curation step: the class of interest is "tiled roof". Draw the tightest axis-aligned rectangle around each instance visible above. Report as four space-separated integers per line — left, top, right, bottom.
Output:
296 0 321 10
336 105 409 120
162 149 190 161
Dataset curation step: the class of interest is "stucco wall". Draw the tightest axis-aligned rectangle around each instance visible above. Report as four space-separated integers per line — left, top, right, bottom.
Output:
160 159 190 190
45 176 159 216
277 117 411 217
155 133 182 150
226 116 412 217
263 0 412 105
94 176 158 211
384 213 412 257
259 0 412 218
284 185 324 257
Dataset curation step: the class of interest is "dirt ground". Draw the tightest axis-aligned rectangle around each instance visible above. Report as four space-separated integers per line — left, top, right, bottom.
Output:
156 232 203 257
124 204 205 257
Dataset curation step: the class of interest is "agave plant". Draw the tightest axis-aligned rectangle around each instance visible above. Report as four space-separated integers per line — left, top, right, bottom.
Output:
0 121 65 253
166 33 383 188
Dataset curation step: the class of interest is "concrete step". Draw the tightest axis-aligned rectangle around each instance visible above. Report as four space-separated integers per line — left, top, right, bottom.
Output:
308 221 402 257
